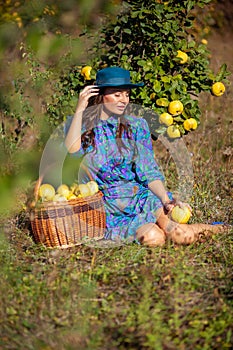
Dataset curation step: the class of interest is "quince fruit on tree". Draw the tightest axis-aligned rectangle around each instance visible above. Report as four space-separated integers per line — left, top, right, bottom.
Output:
159 112 173 126
81 66 92 80
183 118 198 131
168 100 184 116
201 39 208 45
171 206 191 224
211 82 225 96
166 125 181 139
176 50 188 64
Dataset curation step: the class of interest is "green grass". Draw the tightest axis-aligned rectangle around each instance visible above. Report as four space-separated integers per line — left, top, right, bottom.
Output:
0 226 232 350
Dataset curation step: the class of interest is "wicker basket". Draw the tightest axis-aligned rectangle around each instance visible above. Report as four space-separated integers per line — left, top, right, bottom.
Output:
30 175 106 248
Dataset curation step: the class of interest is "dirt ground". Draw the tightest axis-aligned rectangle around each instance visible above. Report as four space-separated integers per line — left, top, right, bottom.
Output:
208 30 233 86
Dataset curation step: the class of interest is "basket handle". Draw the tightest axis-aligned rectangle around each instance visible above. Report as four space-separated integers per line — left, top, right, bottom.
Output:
33 163 94 202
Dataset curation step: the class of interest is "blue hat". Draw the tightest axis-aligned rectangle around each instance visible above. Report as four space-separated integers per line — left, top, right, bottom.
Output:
96 67 144 89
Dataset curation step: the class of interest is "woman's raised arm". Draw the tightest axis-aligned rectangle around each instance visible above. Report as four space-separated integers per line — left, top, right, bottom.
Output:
64 85 99 153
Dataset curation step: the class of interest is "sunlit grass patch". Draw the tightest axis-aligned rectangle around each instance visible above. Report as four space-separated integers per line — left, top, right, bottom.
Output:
1 225 232 349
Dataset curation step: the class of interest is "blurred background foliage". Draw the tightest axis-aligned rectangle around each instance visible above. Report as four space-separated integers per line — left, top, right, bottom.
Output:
0 0 231 217
0 0 118 216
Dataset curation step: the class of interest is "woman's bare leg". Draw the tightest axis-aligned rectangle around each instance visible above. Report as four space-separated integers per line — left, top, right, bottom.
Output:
136 222 166 247
156 208 225 245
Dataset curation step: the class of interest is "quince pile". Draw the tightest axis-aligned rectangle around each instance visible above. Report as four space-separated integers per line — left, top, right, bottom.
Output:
38 181 99 203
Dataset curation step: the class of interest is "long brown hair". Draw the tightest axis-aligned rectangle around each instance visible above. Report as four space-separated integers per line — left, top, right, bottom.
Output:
81 89 134 154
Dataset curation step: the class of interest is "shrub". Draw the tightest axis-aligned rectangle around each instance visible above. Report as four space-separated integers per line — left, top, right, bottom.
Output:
46 0 230 139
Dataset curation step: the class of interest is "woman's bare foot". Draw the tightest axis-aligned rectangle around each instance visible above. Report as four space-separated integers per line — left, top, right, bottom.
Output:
156 208 226 245
166 223 225 245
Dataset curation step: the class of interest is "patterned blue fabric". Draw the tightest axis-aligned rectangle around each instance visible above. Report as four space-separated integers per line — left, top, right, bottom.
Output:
64 115 168 242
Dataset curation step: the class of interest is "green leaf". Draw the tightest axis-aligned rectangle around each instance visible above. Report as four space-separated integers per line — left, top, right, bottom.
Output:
121 16 128 23
161 76 170 83
117 43 125 50
154 126 167 134
215 64 227 82
179 124 186 134
171 91 179 100
156 98 169 107
153 80 161 93
145 73 153 80
123 28 132 34
187 1 195 12
114 26 120 34
173 116 185 122
137 60 147 67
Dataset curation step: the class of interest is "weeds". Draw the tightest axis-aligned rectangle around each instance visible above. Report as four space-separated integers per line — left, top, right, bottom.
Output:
0 222 232 350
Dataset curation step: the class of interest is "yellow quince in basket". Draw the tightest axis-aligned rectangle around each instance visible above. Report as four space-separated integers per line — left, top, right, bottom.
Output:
87 181 99 196
67 191 77 200
79 184 91 198
53 194 68 202
78 181 99 198
57 184 70 199
38 184 55 202
70 183 80 195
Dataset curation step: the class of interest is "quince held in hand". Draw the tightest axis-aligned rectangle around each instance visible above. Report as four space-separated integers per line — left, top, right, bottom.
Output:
171 206 191 224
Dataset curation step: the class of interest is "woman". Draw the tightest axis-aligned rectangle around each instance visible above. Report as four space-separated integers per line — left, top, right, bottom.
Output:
65 66 224 246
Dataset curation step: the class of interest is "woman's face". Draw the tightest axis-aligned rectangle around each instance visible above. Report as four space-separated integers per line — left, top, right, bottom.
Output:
102 87 130 116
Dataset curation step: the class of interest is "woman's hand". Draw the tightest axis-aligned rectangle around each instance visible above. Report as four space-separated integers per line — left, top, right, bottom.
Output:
65 85 99 153
163 199 192 215
75 85 99 112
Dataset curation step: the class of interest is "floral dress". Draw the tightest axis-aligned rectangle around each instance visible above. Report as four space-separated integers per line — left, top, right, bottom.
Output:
64 114 168 242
